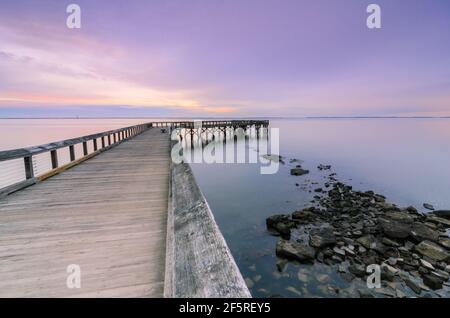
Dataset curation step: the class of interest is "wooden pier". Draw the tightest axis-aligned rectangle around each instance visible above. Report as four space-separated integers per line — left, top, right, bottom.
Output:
0 120 268 298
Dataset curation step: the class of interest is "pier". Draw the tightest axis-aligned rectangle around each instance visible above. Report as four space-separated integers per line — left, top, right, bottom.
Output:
0 120 268 298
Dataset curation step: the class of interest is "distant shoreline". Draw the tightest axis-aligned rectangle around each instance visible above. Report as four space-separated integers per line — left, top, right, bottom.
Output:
0 116 449 120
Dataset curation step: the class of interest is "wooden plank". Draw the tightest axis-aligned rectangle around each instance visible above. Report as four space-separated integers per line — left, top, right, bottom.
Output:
0 128 170 298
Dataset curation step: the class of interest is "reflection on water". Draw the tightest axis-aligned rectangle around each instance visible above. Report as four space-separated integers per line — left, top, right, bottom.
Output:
189 118 450 297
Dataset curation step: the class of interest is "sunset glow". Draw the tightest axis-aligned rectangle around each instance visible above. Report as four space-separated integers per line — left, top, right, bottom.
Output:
1 0 449 117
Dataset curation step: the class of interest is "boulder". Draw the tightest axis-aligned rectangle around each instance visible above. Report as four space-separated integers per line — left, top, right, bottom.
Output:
266 214 296 238
415 240 450 262
309 227 337 248
426 216 450 228
438 238 450 249
410 223 439 242
276 239 316 262
405 278 422 294
422 274 443 290
292 210 314 220
378 217 411 239
266 214 289 227
431 210 450 220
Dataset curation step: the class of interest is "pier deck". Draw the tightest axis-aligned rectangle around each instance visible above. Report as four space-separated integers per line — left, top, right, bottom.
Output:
0 129 170 297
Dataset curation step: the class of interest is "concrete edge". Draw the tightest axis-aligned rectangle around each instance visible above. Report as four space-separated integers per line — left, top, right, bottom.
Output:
164 159 251 298
163 148 175 298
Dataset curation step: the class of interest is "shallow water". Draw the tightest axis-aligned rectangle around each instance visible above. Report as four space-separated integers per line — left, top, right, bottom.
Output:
189 118 450 297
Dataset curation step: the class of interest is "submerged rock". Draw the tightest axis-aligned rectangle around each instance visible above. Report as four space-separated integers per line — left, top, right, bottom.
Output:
276 239 316 262
348 264 366 277
422 274 443 290
290 168 309 176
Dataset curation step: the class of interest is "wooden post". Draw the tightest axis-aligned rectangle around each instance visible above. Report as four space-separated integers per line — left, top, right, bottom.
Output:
69 145 75 161
50 150 58 169
24 156 34 179
101 136 105 148
93 139 98 151
108 135 111 146
83 141 88 156
113 133 117 143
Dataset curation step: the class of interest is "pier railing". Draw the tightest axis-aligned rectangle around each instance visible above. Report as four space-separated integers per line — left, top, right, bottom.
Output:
0 123 155 197
0 120 269 197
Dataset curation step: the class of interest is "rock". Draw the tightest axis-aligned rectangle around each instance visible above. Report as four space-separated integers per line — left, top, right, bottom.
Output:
276 259 288 272
266 214 296 238
396 289 407 298
426 216 450 228
382 237 401 247
418 267 429 275
357 235 376 249
340 272 355 282
423 203 435 210
276 239 316 263
415 240 450 262
244 278 254 288
386 257 398 266
338 264 346 273
333 247 346 257
381 266 395 282
438 238 450 249
297 271 309 283
405 278 422 295
410 223 439 242
348 264 366 277
290 168 309 176
316 274 328 283
358 289 374 298
253 275 262 283
445 265 450 273
292 210 313 220
266 214 289 227
422 275 443 290
382 263 399 275
309 228 336 248
314 188 323 193
379 217 411 239
420 259 435 271
374 287 396 298
286 286 302 296
432 210 450 220
342 246 356 256
431 269 449 281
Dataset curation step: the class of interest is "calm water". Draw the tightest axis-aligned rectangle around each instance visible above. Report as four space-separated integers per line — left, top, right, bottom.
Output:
0 118 169 150
1 118 449 297
189 118 450 297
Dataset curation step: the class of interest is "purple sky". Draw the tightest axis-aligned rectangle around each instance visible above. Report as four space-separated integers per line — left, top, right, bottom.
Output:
0 0 449 117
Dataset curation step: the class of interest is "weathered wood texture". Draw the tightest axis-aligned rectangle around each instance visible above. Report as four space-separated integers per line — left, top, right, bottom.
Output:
0 129 170 297
166 161 251 298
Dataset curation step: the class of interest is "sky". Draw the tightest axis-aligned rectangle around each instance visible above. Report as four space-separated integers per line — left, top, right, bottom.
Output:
0 0 449 118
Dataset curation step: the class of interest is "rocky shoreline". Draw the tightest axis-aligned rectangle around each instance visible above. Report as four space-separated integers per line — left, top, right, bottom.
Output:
266 162 450 298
